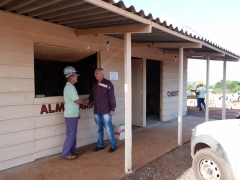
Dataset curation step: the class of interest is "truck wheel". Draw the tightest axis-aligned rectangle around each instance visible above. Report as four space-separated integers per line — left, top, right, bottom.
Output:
192 148 229 180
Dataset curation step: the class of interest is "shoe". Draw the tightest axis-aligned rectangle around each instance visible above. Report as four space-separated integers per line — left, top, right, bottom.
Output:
108 146 117 153
92 146 105 152
73 149 83 155
62 155 77 160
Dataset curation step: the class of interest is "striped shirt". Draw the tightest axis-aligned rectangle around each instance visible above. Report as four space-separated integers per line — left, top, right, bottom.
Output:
88 78 116 114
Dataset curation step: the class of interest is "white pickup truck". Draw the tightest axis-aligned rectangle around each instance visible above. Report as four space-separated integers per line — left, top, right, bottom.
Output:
191 119 240 180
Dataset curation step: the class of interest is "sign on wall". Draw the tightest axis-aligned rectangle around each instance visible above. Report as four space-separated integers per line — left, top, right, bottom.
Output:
167 91 179 97
110 72 118 80
40 103 93 114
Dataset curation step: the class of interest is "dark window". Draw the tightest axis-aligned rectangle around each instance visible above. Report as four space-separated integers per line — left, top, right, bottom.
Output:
34 53 97 97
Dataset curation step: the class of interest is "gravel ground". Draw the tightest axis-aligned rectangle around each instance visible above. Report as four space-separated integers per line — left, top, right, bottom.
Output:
122 142 196 180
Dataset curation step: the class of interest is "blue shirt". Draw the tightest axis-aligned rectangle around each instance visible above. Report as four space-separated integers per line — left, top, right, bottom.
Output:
196 86 206 98
63 82 79 117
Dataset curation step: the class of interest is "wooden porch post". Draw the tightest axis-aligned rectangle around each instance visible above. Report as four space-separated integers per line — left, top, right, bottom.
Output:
205 56 210 122
124 32 132 173
178 46 183 146
222 60 227 119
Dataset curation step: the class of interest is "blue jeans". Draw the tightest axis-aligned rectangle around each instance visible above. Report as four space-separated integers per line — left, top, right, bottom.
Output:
94 114 117 148
198 98 206 110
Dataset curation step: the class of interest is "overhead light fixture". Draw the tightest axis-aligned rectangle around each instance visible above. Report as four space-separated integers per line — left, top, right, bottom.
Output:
192 55 203 58
106 41 110 51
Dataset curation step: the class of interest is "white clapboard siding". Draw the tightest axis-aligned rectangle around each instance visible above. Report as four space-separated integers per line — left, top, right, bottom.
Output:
162 57 188 120
0 65 34 78
34 146 63 160
35 119 96 140
0 37 33 54
0 142 34 162
112 80 124 89
0 51 33 66
35 134 66 152
112 113 125 124
35 124 66 140
0 92 34 106
104 65 124 76
115 89 124 98
0 117 34 135
35 113 65 128
116 96 124 106
0 78 34 92
0 37 34 171
0 154 35 171
34 136 98 160
0 105 34 121
115 104 125 114
35 127 97 152
0 130 34 148
162 79 187 86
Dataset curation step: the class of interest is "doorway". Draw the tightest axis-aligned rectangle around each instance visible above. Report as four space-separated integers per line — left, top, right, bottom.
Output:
146 60 161 125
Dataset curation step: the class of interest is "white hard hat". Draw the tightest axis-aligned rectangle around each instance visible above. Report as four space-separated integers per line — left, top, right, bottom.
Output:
63 66 79 78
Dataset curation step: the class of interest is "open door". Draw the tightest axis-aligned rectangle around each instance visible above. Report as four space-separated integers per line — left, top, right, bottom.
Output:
132 59 143 126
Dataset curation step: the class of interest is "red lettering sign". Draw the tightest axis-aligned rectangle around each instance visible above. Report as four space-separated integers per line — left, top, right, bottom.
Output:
40 102 93 115
48 104 55 113
40 104 48 114
56 103 64 112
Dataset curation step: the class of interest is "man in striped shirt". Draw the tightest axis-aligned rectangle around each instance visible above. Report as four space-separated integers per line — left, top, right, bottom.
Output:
88 68 117 153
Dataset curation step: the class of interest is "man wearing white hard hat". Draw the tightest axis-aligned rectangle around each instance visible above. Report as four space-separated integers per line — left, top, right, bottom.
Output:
61 66 87 160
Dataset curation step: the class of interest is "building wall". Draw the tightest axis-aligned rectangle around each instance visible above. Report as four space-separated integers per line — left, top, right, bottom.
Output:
0 37 35 170
0 11 187 170
162 58 188 121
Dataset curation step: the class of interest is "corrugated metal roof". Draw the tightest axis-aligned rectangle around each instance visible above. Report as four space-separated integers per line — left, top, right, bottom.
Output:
0 0 239 60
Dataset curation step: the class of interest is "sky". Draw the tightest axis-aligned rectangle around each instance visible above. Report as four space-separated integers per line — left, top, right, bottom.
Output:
122 0 240 85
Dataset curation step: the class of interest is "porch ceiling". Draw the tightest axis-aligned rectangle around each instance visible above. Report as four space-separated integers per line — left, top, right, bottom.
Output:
0 0 239 61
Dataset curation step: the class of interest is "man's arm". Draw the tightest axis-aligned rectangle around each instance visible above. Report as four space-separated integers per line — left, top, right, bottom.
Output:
108 82 116 115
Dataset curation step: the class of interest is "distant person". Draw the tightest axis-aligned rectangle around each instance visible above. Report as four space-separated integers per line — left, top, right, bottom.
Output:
87 68 117 153
61 66 87 160
196 82 206 111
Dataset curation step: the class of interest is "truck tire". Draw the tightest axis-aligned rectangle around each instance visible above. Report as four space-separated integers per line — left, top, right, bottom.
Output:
192 148 230 180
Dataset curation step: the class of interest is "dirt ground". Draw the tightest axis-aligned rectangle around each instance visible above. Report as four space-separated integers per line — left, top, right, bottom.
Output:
1 107 238 180
187 106 239 119
122 142 195 180
122 106 240 180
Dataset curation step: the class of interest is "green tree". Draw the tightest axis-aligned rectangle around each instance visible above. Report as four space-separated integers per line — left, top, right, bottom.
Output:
227 81 240 91
211 80 240 94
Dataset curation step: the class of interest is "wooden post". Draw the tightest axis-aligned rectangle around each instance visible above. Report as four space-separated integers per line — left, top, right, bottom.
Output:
222 60 226 119
142 58 147 127
124 33 132 174
205 56 210 122
178 47 183 146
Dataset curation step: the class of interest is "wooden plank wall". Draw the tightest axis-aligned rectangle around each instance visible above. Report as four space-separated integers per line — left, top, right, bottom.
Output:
0 37 35 170
33 95 97 160
162 57 188 121
100 51 125 125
